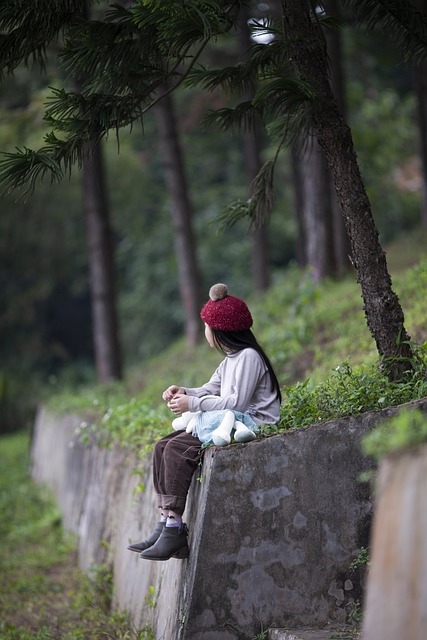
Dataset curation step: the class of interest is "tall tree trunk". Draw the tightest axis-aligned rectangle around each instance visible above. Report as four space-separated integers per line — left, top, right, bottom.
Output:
295 135 336 281
82 139 122 382
154 90 203 347
291 145 307 266
238 6 270 292
413 0 427 229
323 0 352 272
282 0 413 379
244 121 270 291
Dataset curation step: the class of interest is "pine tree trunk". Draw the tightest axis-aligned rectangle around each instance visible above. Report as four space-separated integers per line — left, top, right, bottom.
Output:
154 90 203 347
413 0 427 229
82 140 122 382
238 7 270 292
295 135 336 281
291 145 307 267
323 0 352 272
282 0 413 379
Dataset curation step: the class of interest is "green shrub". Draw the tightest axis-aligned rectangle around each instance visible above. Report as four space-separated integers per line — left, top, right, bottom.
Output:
0 431 151 640
363 407 427 459
261 352 427 436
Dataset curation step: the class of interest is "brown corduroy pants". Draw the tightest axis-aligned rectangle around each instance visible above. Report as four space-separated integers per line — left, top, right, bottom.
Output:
152 429 203 515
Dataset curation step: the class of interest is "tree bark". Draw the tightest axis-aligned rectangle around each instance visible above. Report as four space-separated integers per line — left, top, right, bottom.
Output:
154 89 203 347
238 6 270 292
82 139 122 382
295 135 336 281
282 0 413 379
323 0 352 272
413 0 427 229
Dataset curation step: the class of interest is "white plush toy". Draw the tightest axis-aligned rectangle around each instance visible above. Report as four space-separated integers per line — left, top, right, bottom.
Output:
172 409 256 446
172 411 201 434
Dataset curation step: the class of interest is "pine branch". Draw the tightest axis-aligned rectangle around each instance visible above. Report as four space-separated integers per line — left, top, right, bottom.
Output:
201 102 261 132
253 75 315 120
213 200 251 232
343 0 427 62
186 38 288 96
44 88 145 135
247 160 276 228
213 157 281 232
0 145 64 198
186 64 258 96
131 0 243 55
0 0 92 77
0 128 110 197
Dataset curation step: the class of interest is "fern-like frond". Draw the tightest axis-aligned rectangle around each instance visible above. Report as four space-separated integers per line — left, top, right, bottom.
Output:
254 76 315 120
43 88 147 137
0 127 108 197
212 159 277 232
0 145 64 197
343 0 427 62
0 0 92 77
247 160 276 228
201 102 261 132
212 200 251 233
60 20 167 98
246 39 288 71
265 111 312 145
132 0 241 56
186 63 257 95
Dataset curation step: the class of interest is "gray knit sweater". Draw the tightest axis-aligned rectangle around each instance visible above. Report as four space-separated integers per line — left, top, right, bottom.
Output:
183 348 280 425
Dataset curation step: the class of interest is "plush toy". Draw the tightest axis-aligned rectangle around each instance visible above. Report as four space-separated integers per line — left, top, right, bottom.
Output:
172 411 201 434
172 409 256 446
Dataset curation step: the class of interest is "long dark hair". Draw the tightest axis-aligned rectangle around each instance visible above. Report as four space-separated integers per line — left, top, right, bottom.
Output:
211 328 282 403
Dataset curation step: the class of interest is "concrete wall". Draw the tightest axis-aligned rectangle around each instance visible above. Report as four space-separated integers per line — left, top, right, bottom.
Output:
31 402 417 639
362 443 427 640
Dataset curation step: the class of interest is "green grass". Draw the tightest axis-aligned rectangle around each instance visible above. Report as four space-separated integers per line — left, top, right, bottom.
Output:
45 229 427 455
3 230 427 637
363 407 427 459
0 431 152 640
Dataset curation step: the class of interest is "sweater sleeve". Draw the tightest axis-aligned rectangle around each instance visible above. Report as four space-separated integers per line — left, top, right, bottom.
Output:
182 362 223 398
185 349 266 413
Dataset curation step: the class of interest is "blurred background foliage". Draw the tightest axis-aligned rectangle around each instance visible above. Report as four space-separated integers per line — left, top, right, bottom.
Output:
0 13 425 433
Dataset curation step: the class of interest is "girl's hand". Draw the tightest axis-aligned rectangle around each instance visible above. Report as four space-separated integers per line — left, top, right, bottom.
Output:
167 393 189 415
162 385 184 401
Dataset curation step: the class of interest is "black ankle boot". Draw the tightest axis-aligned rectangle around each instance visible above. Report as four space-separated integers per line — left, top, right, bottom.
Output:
127 522 165 553
139 523 189 561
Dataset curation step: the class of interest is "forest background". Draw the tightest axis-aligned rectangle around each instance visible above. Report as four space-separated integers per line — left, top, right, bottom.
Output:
1 0 427 434
2 3 427 636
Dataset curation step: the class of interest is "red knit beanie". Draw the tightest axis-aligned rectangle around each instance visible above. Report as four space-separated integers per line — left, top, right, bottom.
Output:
200 283 253 331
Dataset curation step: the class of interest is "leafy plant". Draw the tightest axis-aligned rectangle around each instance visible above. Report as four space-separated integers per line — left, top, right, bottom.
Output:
0 431 148 640
347 599 363 626
350 547 370 573
362 407 427 459
260 350 427 437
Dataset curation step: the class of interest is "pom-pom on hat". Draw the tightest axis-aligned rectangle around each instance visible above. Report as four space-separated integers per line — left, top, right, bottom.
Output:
200 283 253 331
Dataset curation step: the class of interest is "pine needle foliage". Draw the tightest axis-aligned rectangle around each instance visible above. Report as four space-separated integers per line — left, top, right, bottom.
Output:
214 159 276 231
0 0 247 194
0 146 63 197
0 0 93 78
343 0 427 63
1 0 427 201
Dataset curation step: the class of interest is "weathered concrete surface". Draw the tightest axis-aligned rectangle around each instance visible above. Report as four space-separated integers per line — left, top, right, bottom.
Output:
31 400 427 639
362 442 427 640
183 414 374 639
268 628 356 640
